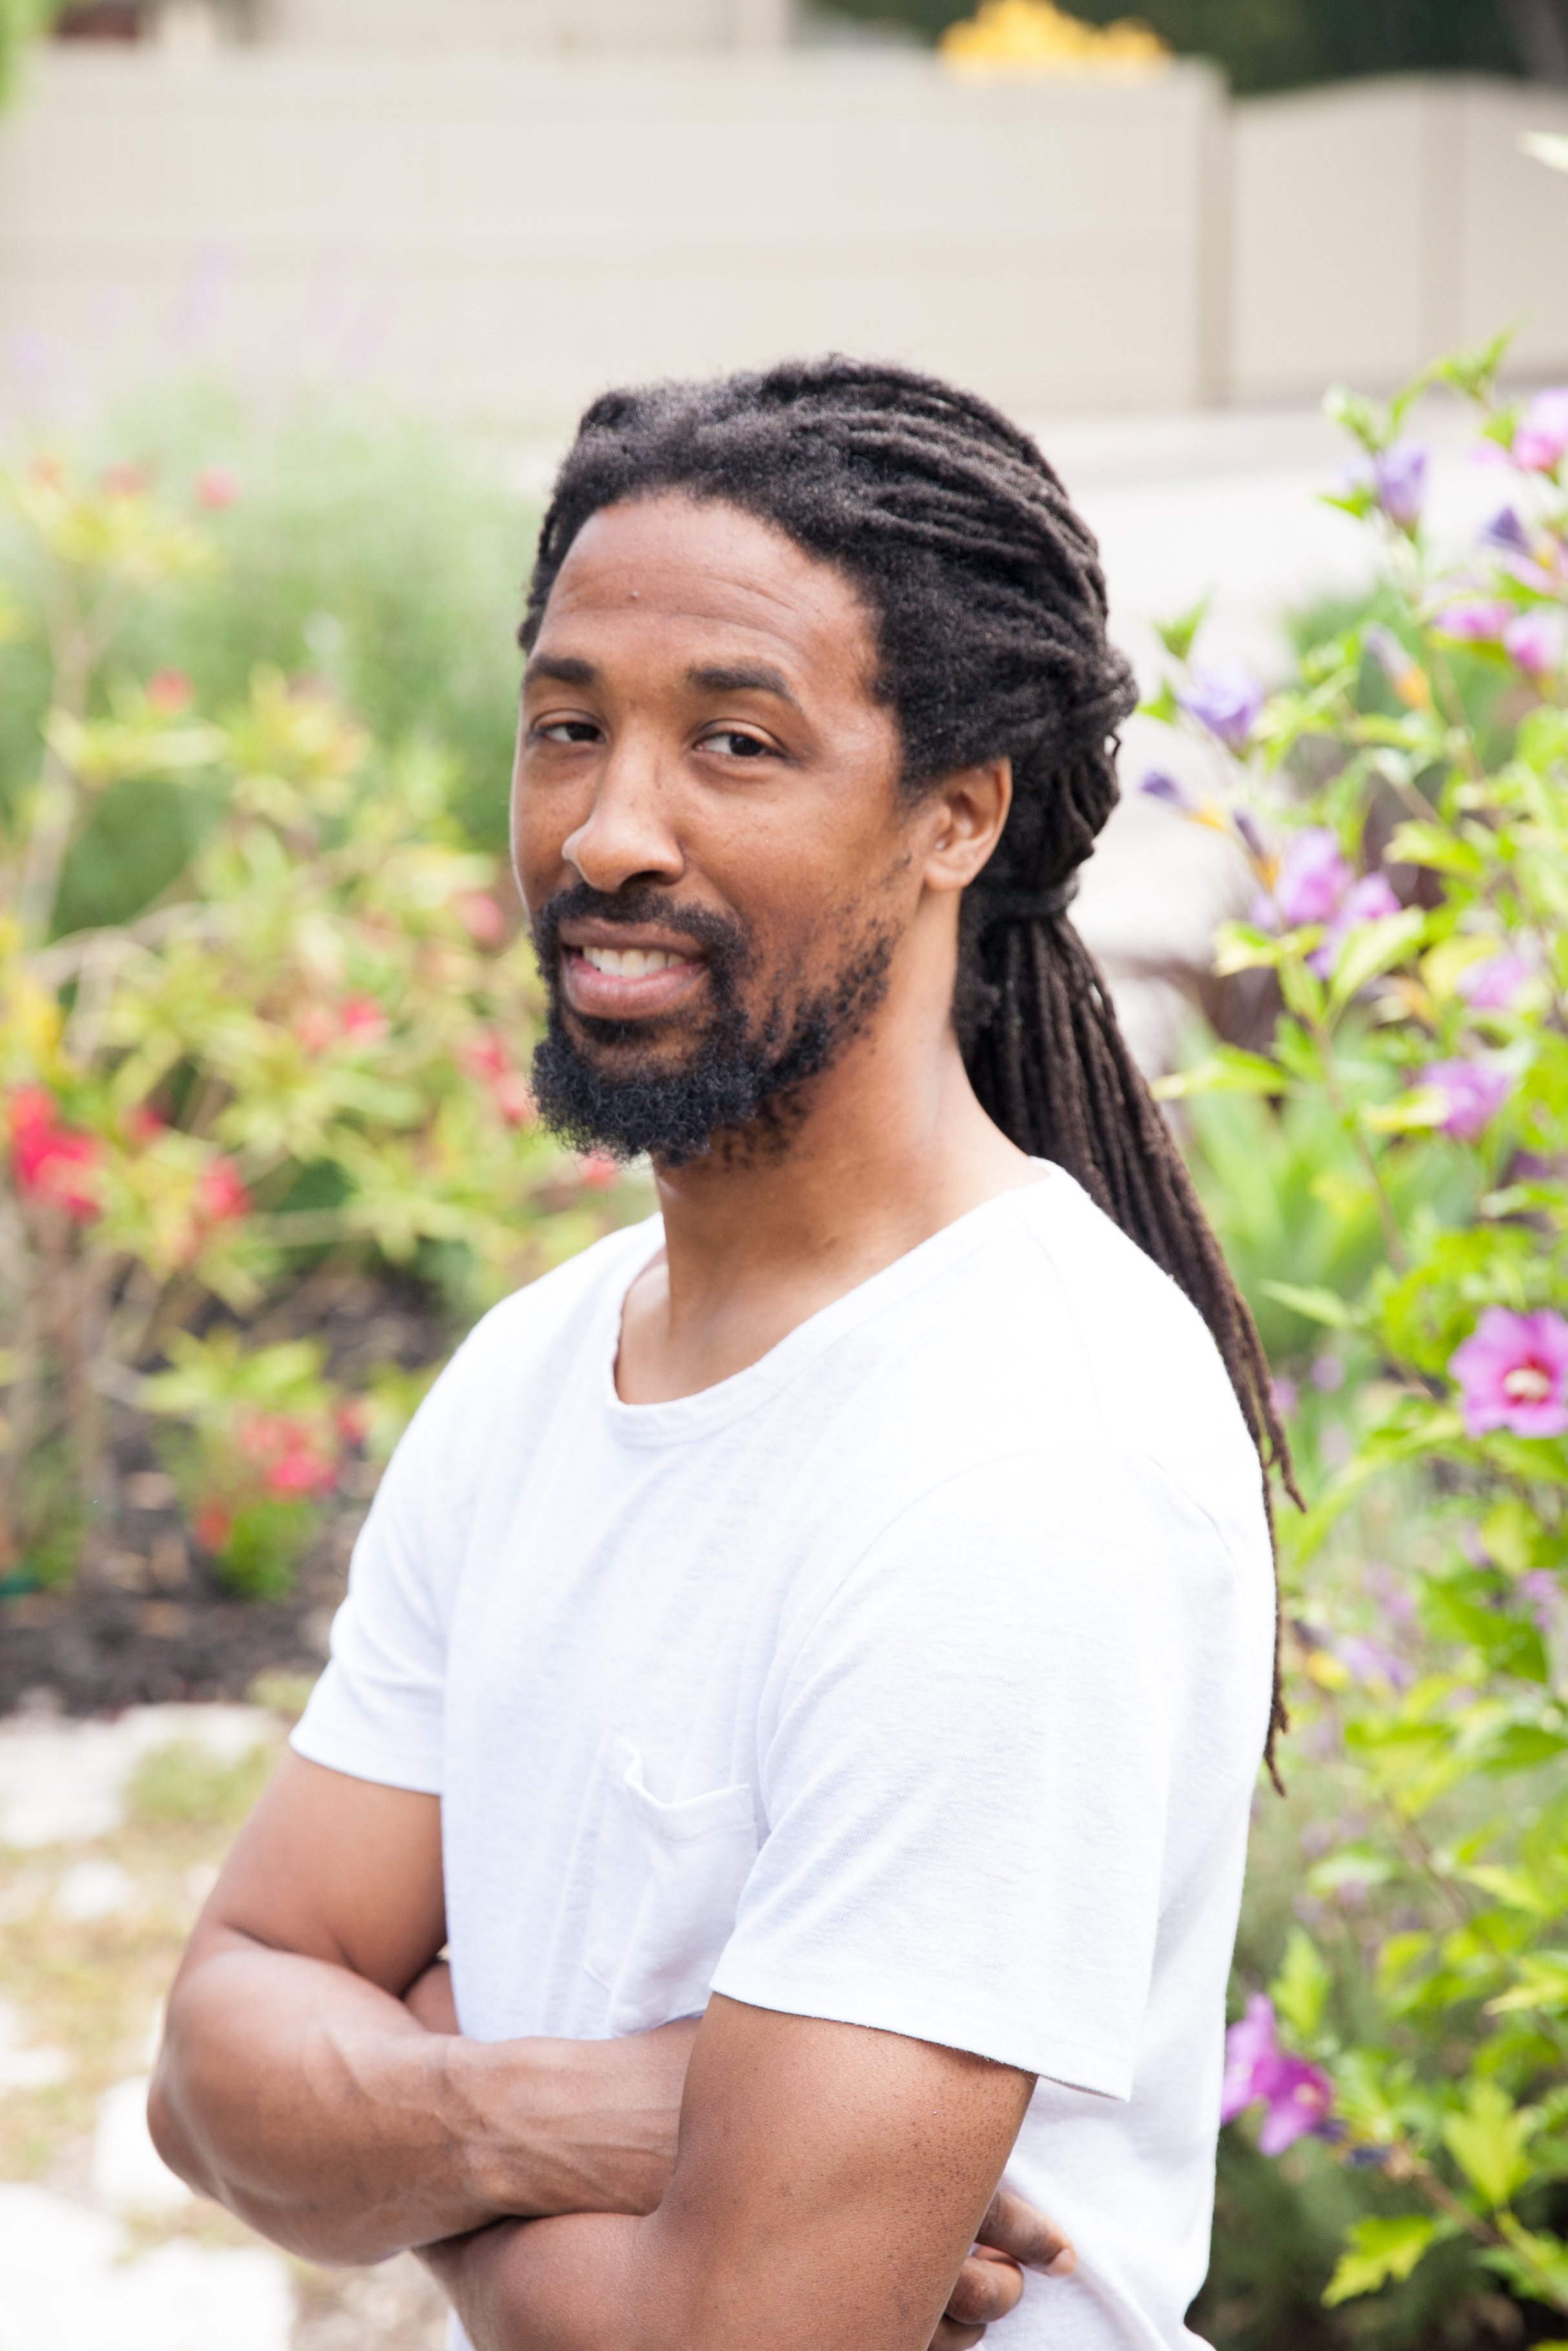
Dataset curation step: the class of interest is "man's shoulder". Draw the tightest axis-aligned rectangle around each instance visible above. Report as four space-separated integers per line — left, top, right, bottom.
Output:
402 1215 657 1460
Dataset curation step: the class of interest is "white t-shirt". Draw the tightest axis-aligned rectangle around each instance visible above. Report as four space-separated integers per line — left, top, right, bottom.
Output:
294 1168 1274 2350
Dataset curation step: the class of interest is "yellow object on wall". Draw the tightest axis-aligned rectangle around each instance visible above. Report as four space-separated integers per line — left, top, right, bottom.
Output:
939 0 1169 79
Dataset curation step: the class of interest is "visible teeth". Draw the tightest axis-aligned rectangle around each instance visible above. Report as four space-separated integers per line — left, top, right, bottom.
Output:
581 945 684 977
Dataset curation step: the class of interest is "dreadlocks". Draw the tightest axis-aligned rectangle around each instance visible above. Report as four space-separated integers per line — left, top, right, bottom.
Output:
523 354 1297 1777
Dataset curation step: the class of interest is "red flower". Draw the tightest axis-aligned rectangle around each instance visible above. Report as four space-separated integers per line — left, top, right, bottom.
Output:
294 1004 337 1055
197 1157 250 1224
146 669 194 715
8 1088 104 1222
492 1071 536 1127
340 994 389 1046
193 1497 234 1553
459 1029 510 1083
579 1153 620 1191
455 891 506 948
335 1398 372 1447
100 461 149 499
235 1410 341 1501
194 464 240 510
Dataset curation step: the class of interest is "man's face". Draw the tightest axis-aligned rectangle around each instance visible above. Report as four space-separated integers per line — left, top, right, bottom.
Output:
514 494 918 1164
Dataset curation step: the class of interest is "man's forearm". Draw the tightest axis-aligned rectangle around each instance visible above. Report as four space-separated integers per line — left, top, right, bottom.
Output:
151 1936 685 2266
424 2214 647 2351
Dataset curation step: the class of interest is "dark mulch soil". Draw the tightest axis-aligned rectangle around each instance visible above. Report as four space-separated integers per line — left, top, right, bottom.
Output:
0 1272 449 1717
0 1514 357 1716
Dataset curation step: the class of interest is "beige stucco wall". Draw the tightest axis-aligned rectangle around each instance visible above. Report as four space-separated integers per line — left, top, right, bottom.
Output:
0 51 1563 429
0 49 1226 428
1230 75 1568 403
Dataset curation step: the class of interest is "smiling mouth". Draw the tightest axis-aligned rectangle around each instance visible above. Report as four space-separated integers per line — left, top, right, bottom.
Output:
578 945 691 978
560 935 708 1022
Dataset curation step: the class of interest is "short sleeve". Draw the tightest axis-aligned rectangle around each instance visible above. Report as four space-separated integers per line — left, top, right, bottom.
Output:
711 1450 1257 2099
290 1335 491 1796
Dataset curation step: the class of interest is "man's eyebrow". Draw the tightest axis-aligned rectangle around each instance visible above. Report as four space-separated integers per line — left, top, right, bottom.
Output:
685 662 802 710
523 653 599 690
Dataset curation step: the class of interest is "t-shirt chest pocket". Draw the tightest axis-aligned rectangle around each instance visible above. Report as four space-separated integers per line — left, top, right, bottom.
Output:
583 1737 759 2036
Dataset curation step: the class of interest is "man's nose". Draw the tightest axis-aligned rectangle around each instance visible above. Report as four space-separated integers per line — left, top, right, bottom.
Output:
561 737 684 895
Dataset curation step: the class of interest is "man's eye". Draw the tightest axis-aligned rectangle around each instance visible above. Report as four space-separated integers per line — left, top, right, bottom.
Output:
538 720 600 745
702 729 771 759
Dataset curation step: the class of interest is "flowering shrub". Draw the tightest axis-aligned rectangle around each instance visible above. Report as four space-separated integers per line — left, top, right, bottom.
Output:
1145 340 1568 2339
0 448 624 1597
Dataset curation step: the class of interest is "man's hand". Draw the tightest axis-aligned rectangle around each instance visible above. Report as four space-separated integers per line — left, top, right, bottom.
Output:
934 2191 1076 2350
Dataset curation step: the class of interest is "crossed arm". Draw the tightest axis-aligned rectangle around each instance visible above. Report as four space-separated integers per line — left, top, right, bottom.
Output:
151 1755 1071 2351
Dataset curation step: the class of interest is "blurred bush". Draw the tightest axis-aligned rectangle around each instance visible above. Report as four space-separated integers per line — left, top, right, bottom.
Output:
0 419 631 1603
1144 342 1568 2346
831 0 1525 94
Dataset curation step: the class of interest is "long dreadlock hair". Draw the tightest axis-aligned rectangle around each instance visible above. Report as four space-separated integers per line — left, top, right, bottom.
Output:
522 355 1298 1777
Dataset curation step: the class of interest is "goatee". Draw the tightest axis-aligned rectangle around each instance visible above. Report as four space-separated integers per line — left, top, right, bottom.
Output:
529 883 893 1167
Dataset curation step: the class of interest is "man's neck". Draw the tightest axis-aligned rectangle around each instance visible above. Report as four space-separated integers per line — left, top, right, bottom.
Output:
614 990 1038 1406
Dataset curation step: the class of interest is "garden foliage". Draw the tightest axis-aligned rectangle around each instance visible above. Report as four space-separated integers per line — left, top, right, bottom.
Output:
1146 343 1568 2341
0 443 619 1599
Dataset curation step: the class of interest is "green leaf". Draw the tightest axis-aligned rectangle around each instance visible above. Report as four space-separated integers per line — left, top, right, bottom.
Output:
1328 910 1427 1016
1487 1952 1568 2016
1153 594 1209 665
1152 1049 1283 1102
1322 2215 1442 2306
1442 2080 1534 2210
1308 1843 1397 1896
1212 923 1284 977
1259 1280 1354 1328
1270 1927 1332 2039
1385 820 1486 878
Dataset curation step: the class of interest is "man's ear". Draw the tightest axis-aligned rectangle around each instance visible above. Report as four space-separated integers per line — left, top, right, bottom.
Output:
921 759 1013 899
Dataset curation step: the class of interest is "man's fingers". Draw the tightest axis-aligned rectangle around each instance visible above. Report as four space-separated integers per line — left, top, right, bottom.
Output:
974 2187 1076 2277
945 2248 1025 2328
931 2252 1021 2350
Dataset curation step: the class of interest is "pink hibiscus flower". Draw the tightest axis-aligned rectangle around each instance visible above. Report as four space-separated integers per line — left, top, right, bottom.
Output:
1449 1308 1568 1439
1220 1994 1337 2155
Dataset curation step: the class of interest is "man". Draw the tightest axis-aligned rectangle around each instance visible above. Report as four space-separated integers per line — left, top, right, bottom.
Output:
151 359 1288 2350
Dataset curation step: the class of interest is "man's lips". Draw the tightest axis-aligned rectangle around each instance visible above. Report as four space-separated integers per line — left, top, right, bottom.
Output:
560 931 707 1021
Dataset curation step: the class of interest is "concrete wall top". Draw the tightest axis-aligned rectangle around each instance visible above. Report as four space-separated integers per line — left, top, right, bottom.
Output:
260 0 791 51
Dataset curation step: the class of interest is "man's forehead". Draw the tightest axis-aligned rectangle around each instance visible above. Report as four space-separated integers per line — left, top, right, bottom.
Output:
536 496 874 676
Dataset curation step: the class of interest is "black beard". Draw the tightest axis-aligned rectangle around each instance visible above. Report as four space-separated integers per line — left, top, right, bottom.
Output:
528 883 894 1167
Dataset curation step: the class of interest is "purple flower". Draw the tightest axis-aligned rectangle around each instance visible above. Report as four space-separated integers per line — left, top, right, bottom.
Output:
1519 1571 1560 1635
1233 808 1268 863
1311 1353 1344 1392
1264 828 1352 926
1140 769 1194 810
1372 440 1430 532
1432 598 1514 644
1503 608 1565 680
1180 660 1264 753
1512 388 1568 475
1419 1058 1512 1142
1308 872 1402 976
1449 1307 1568 1439
1270 1377 1299 1418
1482 505 1532 557
1332 1633 1413 1690
1220 1995 1337 2155
1457 951 1533 1011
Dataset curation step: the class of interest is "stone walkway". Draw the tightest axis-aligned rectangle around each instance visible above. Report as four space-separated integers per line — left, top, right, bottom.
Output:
0 1703 446 2351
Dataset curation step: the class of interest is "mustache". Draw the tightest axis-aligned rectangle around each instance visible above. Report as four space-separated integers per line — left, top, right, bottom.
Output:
530 882 750 969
